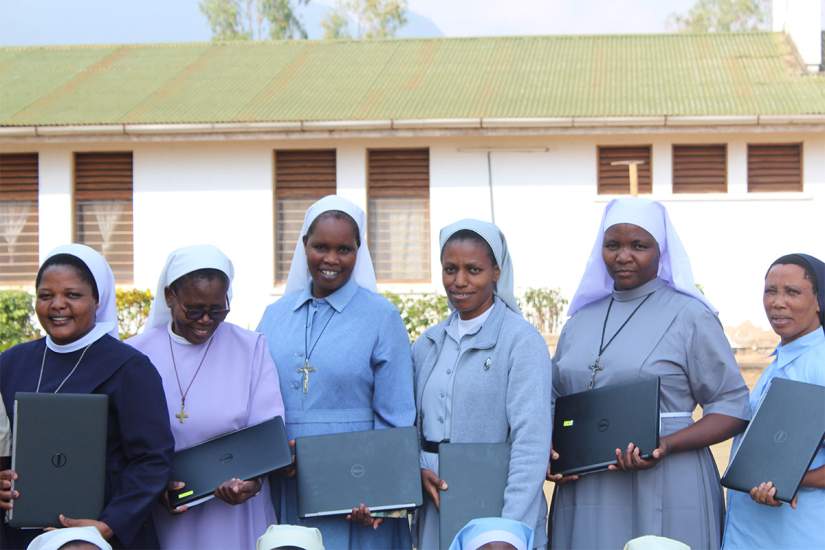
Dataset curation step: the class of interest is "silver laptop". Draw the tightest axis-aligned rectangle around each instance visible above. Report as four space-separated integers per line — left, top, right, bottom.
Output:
9 392 108 528
296 427 422 518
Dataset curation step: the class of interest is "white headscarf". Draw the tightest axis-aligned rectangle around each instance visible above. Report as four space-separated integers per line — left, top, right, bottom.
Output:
284 195 377 294
439 219 522 315
256 524 325 550
26 526 112 550
568 198 715 316
40 244 118 353
448 517 534 550
145 244 234 330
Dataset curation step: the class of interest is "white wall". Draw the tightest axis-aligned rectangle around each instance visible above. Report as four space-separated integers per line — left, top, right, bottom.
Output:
3 130 823 333
773 0 823 69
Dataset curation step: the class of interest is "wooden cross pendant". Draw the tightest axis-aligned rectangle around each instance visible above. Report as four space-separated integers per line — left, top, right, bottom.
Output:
175 399 189 424
297 361 316 394
587 358 603 390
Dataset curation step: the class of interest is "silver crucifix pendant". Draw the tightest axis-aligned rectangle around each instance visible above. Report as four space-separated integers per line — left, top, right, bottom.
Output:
587 358 603 390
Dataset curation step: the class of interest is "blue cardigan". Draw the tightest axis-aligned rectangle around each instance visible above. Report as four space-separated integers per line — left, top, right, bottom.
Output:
413 298 553 548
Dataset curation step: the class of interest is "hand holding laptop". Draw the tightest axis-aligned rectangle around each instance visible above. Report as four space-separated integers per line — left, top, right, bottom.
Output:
546 450 579 484
0 468 19 510
420 468 448 509
750 481 799 509
346 503 383 529
608 440 668 472
43 514 113 541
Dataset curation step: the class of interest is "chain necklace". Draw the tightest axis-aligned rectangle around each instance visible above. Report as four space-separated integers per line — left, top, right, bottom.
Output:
36 344 92 393
297 301 336 395
587 291 655 390
168 333 214 424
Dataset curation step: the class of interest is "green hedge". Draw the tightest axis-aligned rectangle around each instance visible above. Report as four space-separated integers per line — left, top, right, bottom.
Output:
521 287 568 335
116 288 153 340
382 292 449 342
0 290 39 352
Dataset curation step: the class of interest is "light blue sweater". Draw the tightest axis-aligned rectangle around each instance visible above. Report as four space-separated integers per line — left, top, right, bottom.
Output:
413 298 553 548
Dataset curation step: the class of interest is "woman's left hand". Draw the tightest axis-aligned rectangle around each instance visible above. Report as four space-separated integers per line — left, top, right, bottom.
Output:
346 503 383 529
44 514 113 540
608 441 668 472
750 481 798 509
214 477 261 505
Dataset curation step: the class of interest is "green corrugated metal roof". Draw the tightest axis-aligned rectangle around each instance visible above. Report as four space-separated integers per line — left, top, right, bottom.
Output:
2 32 825 126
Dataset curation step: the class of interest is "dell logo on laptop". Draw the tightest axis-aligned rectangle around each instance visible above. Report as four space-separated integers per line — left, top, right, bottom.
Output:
350 464 366 478
597 419 610 432
773 430 789 444
51 453 68 468
219 453 234 463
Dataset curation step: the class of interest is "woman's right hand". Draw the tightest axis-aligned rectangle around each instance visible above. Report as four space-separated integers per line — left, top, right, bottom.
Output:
421 468 448 510
277 439 297 478
546 450 579 484
161 481 189 514
750 481 798 509
0 469 19 510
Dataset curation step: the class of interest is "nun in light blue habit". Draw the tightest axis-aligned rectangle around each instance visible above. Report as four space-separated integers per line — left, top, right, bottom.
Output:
257 195 415 550
449 518 534 550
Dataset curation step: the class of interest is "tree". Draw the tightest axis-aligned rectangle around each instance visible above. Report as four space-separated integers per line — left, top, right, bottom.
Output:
322 0 408 40
667 0 769 33
199 0 310 41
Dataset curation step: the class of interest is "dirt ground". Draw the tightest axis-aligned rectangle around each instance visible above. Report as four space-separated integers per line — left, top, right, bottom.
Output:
544 359 769 505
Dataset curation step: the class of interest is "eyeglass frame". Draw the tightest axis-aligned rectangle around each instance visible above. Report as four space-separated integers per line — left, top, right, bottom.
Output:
169 290 230 321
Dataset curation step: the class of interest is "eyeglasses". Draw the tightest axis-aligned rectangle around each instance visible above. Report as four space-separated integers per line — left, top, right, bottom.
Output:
171 292 230 321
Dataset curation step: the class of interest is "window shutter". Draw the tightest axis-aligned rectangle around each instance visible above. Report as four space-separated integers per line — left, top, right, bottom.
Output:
672 144 727 193
274 150 337 284
747 143 802 192
367 149 430 282
74 152 134 283
597 146 652 195
0 153 39 285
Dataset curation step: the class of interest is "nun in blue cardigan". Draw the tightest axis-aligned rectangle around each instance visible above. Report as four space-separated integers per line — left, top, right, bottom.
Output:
258 196 416 550
413 220 553 550
0 244 174 549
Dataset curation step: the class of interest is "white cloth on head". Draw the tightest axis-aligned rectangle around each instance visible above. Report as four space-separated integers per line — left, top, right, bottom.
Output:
623 535 690 550
26 526 112 550
568 198 715 316
448 517 534 550
145 244 234 330
42 244 118 353
256 524 325 550
284 195 377 295
439 219 522 315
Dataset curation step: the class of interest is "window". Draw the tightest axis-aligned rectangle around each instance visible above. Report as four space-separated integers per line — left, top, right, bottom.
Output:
274 150 337 284
748 143 802 192
74 152 134 283
367 148 430 282
597 146 652 195
0 153 39 285
672 144 727 193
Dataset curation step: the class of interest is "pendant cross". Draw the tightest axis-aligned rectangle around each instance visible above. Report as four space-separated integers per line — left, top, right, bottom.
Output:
298 361 316 394
588 358 603 390
175 401 189 424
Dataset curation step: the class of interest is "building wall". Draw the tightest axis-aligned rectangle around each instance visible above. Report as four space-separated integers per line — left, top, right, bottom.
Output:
2 130 822 331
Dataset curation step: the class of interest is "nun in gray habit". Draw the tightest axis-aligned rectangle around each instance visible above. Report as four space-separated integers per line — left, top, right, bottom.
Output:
412 219 553 549
549 198 750 550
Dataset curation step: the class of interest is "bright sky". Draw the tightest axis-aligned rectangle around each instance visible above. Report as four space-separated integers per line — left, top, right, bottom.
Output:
0 0 708 46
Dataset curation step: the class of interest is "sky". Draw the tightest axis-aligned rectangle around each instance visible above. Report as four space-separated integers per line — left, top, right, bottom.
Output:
0 0 710 46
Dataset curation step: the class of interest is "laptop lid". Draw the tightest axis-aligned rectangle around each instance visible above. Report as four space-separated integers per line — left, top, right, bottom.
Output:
722 377 825 503
9 392 108 529
438 442 510 550
551 377 660 476
296 426 422 518
169 416 291 508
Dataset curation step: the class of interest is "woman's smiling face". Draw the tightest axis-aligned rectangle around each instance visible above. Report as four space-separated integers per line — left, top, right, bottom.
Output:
35 264 98 345
764 263 821 345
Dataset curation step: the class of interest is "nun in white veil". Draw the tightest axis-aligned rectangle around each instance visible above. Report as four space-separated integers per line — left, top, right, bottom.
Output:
257 195 415 550
549 197 750 550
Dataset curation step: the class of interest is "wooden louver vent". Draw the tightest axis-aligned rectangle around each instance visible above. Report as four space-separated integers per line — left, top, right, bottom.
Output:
748 143 802 192
0 153 39 285
274 150 337 283
597 146 652 195
367 149 430 282
673 144 727 193
74 152 134 283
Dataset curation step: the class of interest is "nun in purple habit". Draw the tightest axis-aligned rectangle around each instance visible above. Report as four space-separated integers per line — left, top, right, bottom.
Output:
127 244 285 550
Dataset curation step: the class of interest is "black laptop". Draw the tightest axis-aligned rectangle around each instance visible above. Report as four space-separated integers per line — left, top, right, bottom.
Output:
169 416 291 508
295 427 422 518
551 377 660 476
722 377 825 502
438 442 510 550
9 392 108 528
